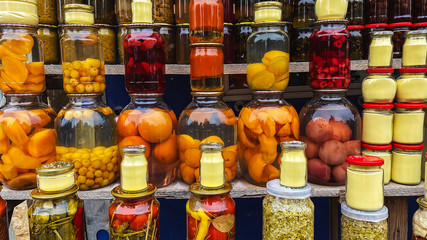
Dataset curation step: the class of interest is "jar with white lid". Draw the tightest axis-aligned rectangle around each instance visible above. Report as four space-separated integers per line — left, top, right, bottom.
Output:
362 143 392 184
362 68 396 103
402 30 427 68
392 143 423 185
368 31 394 68
393 103 425 144
396 68 427 103
0 0 38 26
362 103 393 145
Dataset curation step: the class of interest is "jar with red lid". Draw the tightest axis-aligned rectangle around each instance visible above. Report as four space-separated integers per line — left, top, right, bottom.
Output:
348 25 364 60
189 0 224 43
346 0 363 25
176 23 191 64
362 68 396 103
362 103 394 145
190 43 224 92
396 68 427 103
223 0 233 23
413 22 427 30
363 23 389 59
309 20 351 90
412 0 427 23
364 0 388 24
402 30 427 68
393 103 426 145
390 22 412 58
0 187 7 240
389 0 412 23
362 143 392 184
392 143 423 185
223 23 234 64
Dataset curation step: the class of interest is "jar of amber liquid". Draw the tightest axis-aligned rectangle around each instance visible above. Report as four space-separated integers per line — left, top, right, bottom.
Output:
117 24 128 64
0 187 7 240
291 27 313 62
190 43 224 92
157 23 176 64
93 0 115 24
234 22 253 63
412 0 427 23
223 23 234 64
38 0 58 25
176 23 191 64
189 0 224 43
346 0 363 25
364 0 388 24
389 0 412 23
348 25 364 60
390 22 411 58
175 0 190 24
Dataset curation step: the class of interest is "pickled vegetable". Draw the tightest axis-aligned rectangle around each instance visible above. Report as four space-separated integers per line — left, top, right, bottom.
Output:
341 214 387 239
62 59 106 94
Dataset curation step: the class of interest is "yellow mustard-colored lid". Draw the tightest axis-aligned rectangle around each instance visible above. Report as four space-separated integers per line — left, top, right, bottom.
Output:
254 1 282 23
64 4 95 25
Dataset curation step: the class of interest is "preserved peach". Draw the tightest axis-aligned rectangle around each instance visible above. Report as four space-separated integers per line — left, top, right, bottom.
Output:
62 59 106 94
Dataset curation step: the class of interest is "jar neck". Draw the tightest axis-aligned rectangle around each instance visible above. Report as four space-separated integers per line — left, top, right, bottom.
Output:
312 90 346 101
255 25 282 32
5 94 42 105
316 23 347 31
401 72 426 77
348 164 382 171
252 91 283 102
0 25 37 34
67 93 103 107
63 25 98 34
192 93 222 105
130 93 164 104
117 193 154 202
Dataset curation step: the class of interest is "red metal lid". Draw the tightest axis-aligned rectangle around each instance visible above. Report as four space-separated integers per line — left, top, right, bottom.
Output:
365 23 389 28
399 68 427 73
363 103 394 109
393 143 424 150
362 143 393 150
348 25 364 29
394 103 426 108
413 22 427 27
389 22 413 27
346 155 384 166
366 68 394 73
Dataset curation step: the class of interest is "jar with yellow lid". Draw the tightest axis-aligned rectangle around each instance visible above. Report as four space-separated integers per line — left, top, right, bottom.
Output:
55 93 119 190
186 142 236 240
396 68 427 103
362 68 396 103
177 92 237 185
29 162 85 240
392 143 423 185
345 155 384 211
315 0 348 20
57 0 93 24
393 103 425 144
0 0 38 26
402 30 427 68
116 0 132 24
64 4 95 25
279 141 307 188
368 31 394 68
362 104 394 145
95 24 116 64
38 0 57 25
293 0 316 28
362 143 392 184
413 197 427 240
38 25 60 64
0 186 7 240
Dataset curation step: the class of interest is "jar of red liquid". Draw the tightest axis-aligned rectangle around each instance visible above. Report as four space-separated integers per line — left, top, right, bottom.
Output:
0 187 8 240
124 24 166 93
363 23 388 59
389 0 412 23
190 43 224 91
189 0 224 43
309 20 351 90
412 0 427 23
223 23 234 64
364 0 388 24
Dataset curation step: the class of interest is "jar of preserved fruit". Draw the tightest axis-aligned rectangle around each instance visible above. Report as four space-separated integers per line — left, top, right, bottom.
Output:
29 162 85 240
315 0 348 21
235 0 255 23
291 27 312 62
116 0 132 24
413 0 427 23
157 23 176 64
117 24 127 64
38 25 60 64
0 187 7 240
363 23 388 59
96 24 117 64
117 93 178 187
57 0 93 24
309 20 350 89
362 104 394 145
413 197 427 240
364 0 388 24
175 0 189 24
402 30 427 68
223 0 233 23
223 23 234 64
362 143 392 184
279 141 307 188
293 0 316 28
93 0 115 24
176 23 190 64
0 0 38 25
234 22 253 63
38 0 58 25
346 0 363 25
0 25 45 94
281 0 293 22
389 0 412 23
396 69 427 103
392 143 423 184
189 0 223 43
368 31 393 68
177 92 237 184
390 22 411 58
55 94 118 190
263 181 314 239
348 25 364 60
299 90 362 185
393 103 425 144
190 43 224 92
238 91 299 186
362 68 396 103
0 94 57 189
341 202 388 239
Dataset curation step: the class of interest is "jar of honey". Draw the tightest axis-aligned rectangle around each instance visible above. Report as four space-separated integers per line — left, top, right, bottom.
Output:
190 43 224 92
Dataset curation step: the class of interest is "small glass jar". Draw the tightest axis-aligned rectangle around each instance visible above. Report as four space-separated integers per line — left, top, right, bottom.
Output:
38 0 58 25
55 94 119 190
117 24 128 64
223 0 233 23
346 0 364 25
235 0 255 23
279 141 307 188
291 27 312 62
390 22 412 58
309 20 351 90
57 0 93 24
363 23 388 59
412 0 427 23
362 104 394 145
234 22 253 63
300 90 362 186
0 187 7 240
29 162 85 240
96 24 117 64
413 197 427 240
402 30 427 68
392 143 423 185
175 0 189 24
348 25 364 60
153 0 174 24
63 3 95 25
368 31 394 68
189 0 224 43
292 0 316 28
38 25 60 64
176 23 190 64
116 0 132 24
362 68 396 103
0 25 45 94
223 23 234 64
364 0 388 24
396 69 427 103
315 0 348 21
389 0 412 23
190 43 224 92
93 0 115 24
0 0 38 26
362 143 392 184
393 103 426 144
345 155 384 211
341 202 388 239
158 23 176 64
263 181 314 239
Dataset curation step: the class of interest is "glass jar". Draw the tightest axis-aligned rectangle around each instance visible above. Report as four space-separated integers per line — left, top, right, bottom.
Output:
364 0 388 24
413 0 427 23
345 155 384 211
363 23 388 59
315 0 348 21
223 0 233 23
189 0 224 43
57 0 93 24
0 0 38 26
309 20 351 90
38 0 58 25
389 0 412 23
177 92 237 184
238 91 299 186
235 0 255 23
293 0 315 28
63 3 95 25
157 23 176 64
153 0 174 24
120 145 149 192
362 69 396 103
60 25 105 94
234 22 253 63
38 25 60 64
346 0 363 25
402 30 427 68
396 69 427 103
299 90 362 185
116 0 132 24
117 93 178 187
291 27 312 62
175 0 189 24
413 197 427 240
93 0 115 24
55 94 119 190
281 0 293 22
393 103 425 144
392 143 423 184
190 43 224 92
368 31 394 68
0 187 7 240
223 23 234 64
176 23 190 64
279 141 307 188
263 181 314 239
124 24 166 93
390 22 412 58
29 162 85 240
0 94 57 189
96 24 117 64
117 24 127 64
348 25 364 60
362 103 394 145
341 202 388 239
362 143 392 184
0 25 45 94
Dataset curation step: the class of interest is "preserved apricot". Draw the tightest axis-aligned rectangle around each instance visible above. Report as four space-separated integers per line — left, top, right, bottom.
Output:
138 110 172 143
152 133 178 164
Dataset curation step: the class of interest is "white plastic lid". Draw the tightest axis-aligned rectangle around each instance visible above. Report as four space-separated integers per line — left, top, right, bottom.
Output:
266 179 311 199
341 202 388 222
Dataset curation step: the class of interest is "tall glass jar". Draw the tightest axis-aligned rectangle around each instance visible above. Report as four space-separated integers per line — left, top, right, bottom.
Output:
315 0 348 20
299 90 362 185
38 25 60 64
0 94 57 189
348 25 364 60
38 0 58 25
362 104 394 145
291 27 312 62
392 143 423 185
93 0 115 24
364 0 388 24
96 24 117 64
0 187 7 240
412 0 427 23
396 69 427 103
389 0 412 23
116 0 132 24
362 69 397 104
176 23 190 64
117 94 179 187
309 20 350 90
413 197 427 240
393 103 425 144
158 23 176 64
189 0 224 43
177 92 237 184
402 30 427 68
362 143 392 184
234 22 253 63
363 23 388 59
346 0 363 25
55 94 119 190
175 0 190 24
238 91 299 186
390 22 411 58
223 23 234 64
190 43 224 92
29 162 85 240
235 0 255 23
292 0 316 28
368 31 394 68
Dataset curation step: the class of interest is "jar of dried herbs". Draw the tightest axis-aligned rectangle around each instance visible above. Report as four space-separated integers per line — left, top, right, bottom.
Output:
96 24 117 64
38 24 60 64
38 0 58 25
291 27 312 62
348 25 364 60
158 23 176 63
341 202 388 240
153 0 174 24
176 23 190 64
0 187 8 240
117 24 128 64
263 180 314 240
116 0 132 23
234 22 253 63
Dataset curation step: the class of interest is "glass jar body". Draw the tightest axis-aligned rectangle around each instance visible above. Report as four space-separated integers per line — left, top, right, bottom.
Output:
368 32 394 68
349 27 363 60
124 25 166 93
412 0 427 23
291 27 312 62
190 44 224 92
117 94 179 187
97 25 117 64
299 91 362 185
362 108 393 145
117 24 127 64
389 0 412 23
176 24 190 64
57 0 93 24
391 25 411 58
396 73 427 103
363 25 388 59
175 0 190 24
393 108 425 144
402 31 427 68
234 23 253 63
392 148 422 185
413 197 427 240
0 25 45 94
158 24 176 64
341 214 387 239
55 94 119 190
223 24 234 64
38 26 60 64
0 95 57 189
0 0 38 25
0 195 7 240
293 0 315 28
315 0 348 20
235 0 255 23
93 0 115 24
346 0 363 25
364 0 388 24
362 148 392 184
153 0 174 24
189 0 224 43
116 0 132 24
38 0 58 25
